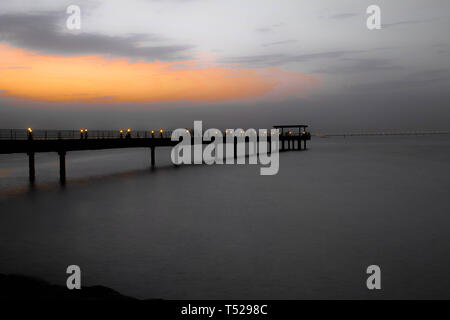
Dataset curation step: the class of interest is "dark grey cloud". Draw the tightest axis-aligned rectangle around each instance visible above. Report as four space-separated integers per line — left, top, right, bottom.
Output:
349 69 450 92
0 12 192 61
313 58 402 74
219 50 363 67
2 87 450 132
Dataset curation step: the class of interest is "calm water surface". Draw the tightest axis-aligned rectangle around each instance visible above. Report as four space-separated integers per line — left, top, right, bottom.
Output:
0 136 449 299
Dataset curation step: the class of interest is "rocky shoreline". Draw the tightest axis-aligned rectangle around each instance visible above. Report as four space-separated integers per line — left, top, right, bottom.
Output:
0 274 136 300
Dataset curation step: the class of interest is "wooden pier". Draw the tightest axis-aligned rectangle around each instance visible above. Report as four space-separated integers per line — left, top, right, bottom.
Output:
0 125 311 184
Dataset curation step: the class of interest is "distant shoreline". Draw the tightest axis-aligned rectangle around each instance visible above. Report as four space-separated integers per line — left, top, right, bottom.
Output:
314 131 450 137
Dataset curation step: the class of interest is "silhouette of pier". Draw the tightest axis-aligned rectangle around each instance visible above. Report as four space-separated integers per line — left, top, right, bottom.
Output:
0 126 311 184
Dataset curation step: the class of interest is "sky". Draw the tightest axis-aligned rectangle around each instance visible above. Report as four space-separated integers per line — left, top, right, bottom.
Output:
0 0 449 132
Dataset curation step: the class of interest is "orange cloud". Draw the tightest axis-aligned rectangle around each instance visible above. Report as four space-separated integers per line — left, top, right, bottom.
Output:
0 43 319 103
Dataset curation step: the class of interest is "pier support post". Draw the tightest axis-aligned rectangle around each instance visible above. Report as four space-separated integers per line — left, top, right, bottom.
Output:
28 152 35 184
303 139 307 150
150 146 155 168
59 151 66 185
234 138 237 161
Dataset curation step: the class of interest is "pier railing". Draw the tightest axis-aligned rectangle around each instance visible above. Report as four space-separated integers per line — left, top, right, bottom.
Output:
0 129 174 140
0 129 309 141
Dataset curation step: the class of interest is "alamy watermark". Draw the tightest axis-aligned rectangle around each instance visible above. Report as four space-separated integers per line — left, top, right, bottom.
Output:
367 5 382 30
64 4 381 31
170 121 280 176
366 265 382 290
66 265 81 290
66 5 81 30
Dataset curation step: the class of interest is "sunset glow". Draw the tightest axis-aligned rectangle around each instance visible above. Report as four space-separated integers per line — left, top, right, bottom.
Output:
0 43 319 104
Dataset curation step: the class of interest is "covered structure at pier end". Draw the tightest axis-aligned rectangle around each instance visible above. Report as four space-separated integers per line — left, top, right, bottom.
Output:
273 124 311 151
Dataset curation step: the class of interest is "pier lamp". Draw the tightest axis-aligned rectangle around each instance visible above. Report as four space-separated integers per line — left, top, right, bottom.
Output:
159 128 164 138
151 130 155 138
80 129 84 139
27 127 33 140
119 129 124 139
126 128 132 139
84 129 88 139
186 129 190 134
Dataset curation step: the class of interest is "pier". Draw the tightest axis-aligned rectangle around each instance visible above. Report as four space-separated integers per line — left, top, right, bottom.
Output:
0 125 311 184
273 125 310 151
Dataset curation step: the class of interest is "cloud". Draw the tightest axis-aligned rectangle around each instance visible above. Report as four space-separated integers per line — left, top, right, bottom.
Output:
313 58 402 74
349 69 450 92
0 65 31 70
255 23 284 34
261 40 297 47
328 13 358 20
255 27 272 33
0 12 192 61
383 17 440 29
145 0 200 2
219 50 363 67
0 44 320 103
